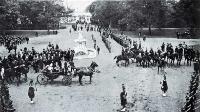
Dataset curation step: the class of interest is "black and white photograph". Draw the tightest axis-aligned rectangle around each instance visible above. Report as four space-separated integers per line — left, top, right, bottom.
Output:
0 0 200 112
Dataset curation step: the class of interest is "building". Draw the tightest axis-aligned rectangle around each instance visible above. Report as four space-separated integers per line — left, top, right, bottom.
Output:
67 12 92 24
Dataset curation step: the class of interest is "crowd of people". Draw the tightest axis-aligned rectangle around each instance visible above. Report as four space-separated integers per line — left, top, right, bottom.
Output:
0 42 76 85
72 23 98 32
0 35 29 53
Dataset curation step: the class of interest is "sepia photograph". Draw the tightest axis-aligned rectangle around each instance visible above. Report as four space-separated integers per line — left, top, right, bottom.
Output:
0 0 200 112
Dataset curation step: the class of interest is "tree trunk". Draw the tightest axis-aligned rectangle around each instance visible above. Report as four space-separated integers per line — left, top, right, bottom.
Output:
148 24 152 35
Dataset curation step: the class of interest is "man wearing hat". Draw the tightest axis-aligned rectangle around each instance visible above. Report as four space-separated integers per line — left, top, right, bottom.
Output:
194 59 199 74
120 84 127 111
161 76 168 97
28 79 36 104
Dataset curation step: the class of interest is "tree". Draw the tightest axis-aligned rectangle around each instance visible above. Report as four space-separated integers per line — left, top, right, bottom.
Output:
173 0 200 37
18 1 68 30
0 0 21 30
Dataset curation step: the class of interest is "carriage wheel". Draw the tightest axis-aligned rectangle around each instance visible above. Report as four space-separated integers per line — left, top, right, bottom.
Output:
37 74 48 85
62 75 72 86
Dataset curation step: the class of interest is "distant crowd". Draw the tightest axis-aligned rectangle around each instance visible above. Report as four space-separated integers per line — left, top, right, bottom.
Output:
0 35 29 53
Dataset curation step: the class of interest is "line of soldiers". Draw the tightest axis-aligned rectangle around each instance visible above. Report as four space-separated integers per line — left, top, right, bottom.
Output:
182 69 199 112
0 35 29 53
101 31 111 53
0 81 15 112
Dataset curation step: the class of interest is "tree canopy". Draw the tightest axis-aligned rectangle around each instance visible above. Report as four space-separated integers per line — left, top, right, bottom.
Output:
0 1 72 30
88 0 200 34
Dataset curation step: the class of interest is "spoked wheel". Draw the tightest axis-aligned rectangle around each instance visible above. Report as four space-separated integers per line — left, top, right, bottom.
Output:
37 74 48 85
62 75 72 86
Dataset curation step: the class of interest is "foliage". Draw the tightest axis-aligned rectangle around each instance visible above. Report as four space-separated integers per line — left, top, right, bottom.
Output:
18 1 67 30
174 0 200 28
0 0 20 30
88 0 200 35
0 1 72 30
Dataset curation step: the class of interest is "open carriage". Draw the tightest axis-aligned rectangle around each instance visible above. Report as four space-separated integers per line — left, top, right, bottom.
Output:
37 61 99 85
36 69 73 86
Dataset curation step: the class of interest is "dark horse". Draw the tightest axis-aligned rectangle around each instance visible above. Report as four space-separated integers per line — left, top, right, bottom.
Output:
4 65 29 85
158 59 168 74
114 55 129 67
74 62 98 85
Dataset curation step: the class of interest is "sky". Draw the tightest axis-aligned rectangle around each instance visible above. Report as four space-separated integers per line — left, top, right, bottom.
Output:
64 0 95 13
63 0 180 13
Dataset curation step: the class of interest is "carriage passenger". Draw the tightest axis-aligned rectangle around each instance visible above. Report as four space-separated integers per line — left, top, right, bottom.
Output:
46 64 53 73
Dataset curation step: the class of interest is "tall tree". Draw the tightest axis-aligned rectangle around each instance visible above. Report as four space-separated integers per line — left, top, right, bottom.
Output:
0 0 20 30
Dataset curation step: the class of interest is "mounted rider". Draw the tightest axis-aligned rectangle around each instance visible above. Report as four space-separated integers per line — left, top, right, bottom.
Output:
161 42 165 52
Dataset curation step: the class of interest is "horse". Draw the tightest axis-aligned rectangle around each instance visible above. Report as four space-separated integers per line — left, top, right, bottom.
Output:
4 64 29 85
126 51 137 63
142 54 152 68
184 54 192 66
74 61 98 85
160 52 168 60
135 55 143 66
4 68 15 83
176 53 182 66
114 55 129 67
150 54 160 66
158 59 167 74
167 52 176 66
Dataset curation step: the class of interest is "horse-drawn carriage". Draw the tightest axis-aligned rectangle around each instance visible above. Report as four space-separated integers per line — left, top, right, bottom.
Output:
37 69 72 86
37 61 99 86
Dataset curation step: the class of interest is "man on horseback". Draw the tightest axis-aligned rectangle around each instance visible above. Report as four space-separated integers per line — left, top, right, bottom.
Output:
161 42 165 52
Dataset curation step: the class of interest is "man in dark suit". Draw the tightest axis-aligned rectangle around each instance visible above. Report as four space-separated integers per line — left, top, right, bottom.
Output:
120 84 127 111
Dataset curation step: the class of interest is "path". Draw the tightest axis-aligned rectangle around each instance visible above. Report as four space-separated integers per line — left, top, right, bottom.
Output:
6 26 199 112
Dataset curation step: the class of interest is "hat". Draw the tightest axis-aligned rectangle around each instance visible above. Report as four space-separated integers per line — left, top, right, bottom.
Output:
29 79 33 86
122 84 125 89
